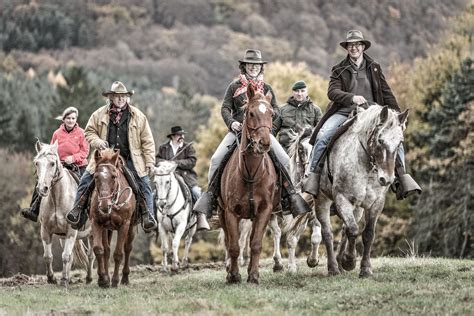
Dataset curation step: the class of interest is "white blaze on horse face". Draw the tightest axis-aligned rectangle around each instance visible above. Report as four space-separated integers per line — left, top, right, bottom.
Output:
258 102 267 114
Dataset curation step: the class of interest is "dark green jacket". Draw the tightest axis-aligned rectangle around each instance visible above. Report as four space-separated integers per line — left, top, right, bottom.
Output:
221 79 280 132
274 96 322 152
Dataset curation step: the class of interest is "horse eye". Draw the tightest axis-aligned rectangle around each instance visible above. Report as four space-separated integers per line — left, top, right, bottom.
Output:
250 112 254 118
50 162 55 167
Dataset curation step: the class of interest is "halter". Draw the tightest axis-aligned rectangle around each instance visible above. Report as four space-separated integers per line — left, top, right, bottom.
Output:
96 163 133 214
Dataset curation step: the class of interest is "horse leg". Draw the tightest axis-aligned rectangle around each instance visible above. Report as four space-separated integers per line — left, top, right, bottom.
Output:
121 224 135 285
238 220 251 267
307 215 322 268
171 223 187 273
315 199 340 276
41 227 56 284
60 232 77 287
86 235 95 284
268 214 283 272
182 226 196 269
360 208 382 278
219 207 231 272
224 210 242 284
159 223 169 272
112 224 129 288
284 214 300 273
247 209 272 284
334 196 360 272
92 224 109 288
102 230 112 286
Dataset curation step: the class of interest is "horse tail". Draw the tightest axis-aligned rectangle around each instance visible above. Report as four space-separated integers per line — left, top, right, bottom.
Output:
72 239 89 270
283 213 310 238
217 228 225 248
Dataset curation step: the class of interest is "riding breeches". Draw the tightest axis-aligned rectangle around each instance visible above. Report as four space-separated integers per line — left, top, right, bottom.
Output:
208 132 290 183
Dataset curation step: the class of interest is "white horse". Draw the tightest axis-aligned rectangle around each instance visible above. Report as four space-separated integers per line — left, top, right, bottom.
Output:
34 140 94 286
311 105 408 277
153 161 196 273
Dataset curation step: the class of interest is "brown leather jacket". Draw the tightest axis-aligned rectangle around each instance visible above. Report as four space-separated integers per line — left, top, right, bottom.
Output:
156 141 198 187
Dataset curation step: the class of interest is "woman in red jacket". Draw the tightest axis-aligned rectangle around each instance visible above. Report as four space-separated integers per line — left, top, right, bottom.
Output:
21 107 89 222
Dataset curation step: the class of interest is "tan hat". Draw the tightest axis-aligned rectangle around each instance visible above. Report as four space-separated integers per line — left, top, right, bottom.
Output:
102 81 134 97
339 30 371 50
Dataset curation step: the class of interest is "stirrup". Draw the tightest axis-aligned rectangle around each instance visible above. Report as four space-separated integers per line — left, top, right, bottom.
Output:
66 207 82 225
196 213 210 231
302 172 320 197
396 174 422 200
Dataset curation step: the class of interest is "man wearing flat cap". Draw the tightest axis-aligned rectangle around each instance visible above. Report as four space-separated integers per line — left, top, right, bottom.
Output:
156 126 210 230
303 30 421 200
274 80 322 153
66 81 158 232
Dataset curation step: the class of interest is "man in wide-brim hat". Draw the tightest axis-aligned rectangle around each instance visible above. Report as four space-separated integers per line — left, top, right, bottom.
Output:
66 81 158 232
304 30 421 200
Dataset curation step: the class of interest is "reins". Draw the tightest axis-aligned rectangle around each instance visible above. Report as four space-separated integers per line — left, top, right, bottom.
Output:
96 163 133 214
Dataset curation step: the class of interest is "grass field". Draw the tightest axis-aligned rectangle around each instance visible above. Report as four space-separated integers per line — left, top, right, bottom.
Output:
0 257 472 315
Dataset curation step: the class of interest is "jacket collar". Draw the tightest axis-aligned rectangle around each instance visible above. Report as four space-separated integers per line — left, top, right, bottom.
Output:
287 96 311 107
100 103 137 125
332 53 375 78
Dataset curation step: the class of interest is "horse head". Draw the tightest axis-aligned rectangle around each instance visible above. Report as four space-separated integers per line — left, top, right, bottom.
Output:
356 105 409 186
288 125 313 185
94 148 122 213
34 139 62 197
242 84 273 155
153 160 178 210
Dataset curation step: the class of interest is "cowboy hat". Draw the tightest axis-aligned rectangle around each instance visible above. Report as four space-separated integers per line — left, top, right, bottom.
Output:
102 81 134 97
339 30 371 50
238 49 267 64
166 126 186 138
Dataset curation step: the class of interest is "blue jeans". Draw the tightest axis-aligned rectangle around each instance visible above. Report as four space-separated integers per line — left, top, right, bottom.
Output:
73 159 155 217
191 185 201 203
308 114 406 173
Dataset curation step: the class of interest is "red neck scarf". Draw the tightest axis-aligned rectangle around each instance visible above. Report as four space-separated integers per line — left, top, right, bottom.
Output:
233 74 265 98
109 103 129 125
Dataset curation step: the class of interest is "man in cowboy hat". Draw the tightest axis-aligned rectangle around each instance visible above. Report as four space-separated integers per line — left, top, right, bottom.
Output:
303 30 421 200
274 80 322 153
193 49 311 219
156 126 210 231
66 81 158 231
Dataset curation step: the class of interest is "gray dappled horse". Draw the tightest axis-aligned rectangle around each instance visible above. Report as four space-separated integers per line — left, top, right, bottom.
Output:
313 105 408 277
34 140 94 286
153 161 196 273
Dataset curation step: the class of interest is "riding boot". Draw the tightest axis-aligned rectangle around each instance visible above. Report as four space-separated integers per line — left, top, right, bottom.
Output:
302 169 322 197
193 191 216 218
277 164 311 217
392 164 422 200
67 182 95 229
20 189 41 222
139 197 157 232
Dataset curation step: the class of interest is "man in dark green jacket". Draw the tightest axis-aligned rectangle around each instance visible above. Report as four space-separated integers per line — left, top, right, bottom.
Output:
275 80 322 153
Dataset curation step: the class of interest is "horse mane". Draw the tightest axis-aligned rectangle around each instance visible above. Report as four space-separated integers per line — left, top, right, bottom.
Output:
352 104 399 135
96 148 124 168
34 143 58 162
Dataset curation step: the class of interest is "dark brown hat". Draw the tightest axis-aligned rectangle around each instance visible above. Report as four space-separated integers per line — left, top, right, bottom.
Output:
167 126 186 138
339 30 371 50
238 49 267 64
102 81 134 97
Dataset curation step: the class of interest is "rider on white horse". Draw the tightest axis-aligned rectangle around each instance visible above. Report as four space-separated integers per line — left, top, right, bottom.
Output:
303 30 422 200
156 126 210 231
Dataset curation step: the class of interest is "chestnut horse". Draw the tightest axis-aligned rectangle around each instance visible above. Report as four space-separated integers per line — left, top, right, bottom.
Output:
90 149 136 288
219 85 279 284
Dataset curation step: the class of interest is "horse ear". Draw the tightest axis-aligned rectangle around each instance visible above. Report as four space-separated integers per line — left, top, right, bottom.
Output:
94 149 101 162
398 109 409 126
51 139 58 152
247 84 255 100
35 139 43 153
379 105 389 124
265 91 272 103
112 150 120 166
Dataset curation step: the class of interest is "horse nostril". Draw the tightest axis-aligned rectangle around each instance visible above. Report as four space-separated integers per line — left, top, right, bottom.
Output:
379 177 387 186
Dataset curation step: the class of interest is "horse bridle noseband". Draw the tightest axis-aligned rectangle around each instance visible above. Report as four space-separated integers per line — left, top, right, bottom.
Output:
96 163 133 214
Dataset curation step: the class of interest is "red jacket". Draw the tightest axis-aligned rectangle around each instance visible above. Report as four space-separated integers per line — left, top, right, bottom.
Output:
50 123 89 167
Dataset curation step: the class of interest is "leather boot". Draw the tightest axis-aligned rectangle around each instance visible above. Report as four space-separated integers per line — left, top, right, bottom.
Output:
302 171 321 197
287 192 312 217
193 191 216 218
67 182 94 228
139 198 157 232
20 190 41 222
394 174 422 200
196 212 210 231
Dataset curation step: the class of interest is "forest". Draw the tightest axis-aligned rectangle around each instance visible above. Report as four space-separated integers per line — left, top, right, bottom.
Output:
0 0 472 277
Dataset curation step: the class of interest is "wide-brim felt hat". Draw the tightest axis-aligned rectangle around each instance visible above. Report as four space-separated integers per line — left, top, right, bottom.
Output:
102 81 134 97
339 30 371 50
167 126 186 138
239 49 267 64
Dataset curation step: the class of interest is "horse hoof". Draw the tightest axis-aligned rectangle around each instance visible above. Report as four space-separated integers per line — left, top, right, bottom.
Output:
86 277 93 284
59 278 69 287
226 272 242 284
111 280 119 288
359 268 373 278
307 257 319 268
273 262 284 273
328 268 341 276
287 265 297 274
181 260 189 269
340 254 356 271
47 276 57 284
98 277 110 288
121 275 129 285
247 272 259 284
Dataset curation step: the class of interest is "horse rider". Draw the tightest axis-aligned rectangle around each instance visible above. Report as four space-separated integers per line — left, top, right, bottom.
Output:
21 106 89 222
156 126 210 231
194 49 311 218
66 81 157 231
274 80 322 153
303 30 422 199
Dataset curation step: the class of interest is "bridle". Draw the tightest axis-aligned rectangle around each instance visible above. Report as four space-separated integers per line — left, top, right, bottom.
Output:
96 163 133 214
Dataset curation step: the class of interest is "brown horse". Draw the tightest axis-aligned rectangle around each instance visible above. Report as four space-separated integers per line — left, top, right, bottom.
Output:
90 149 136 288
219 85 280 284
